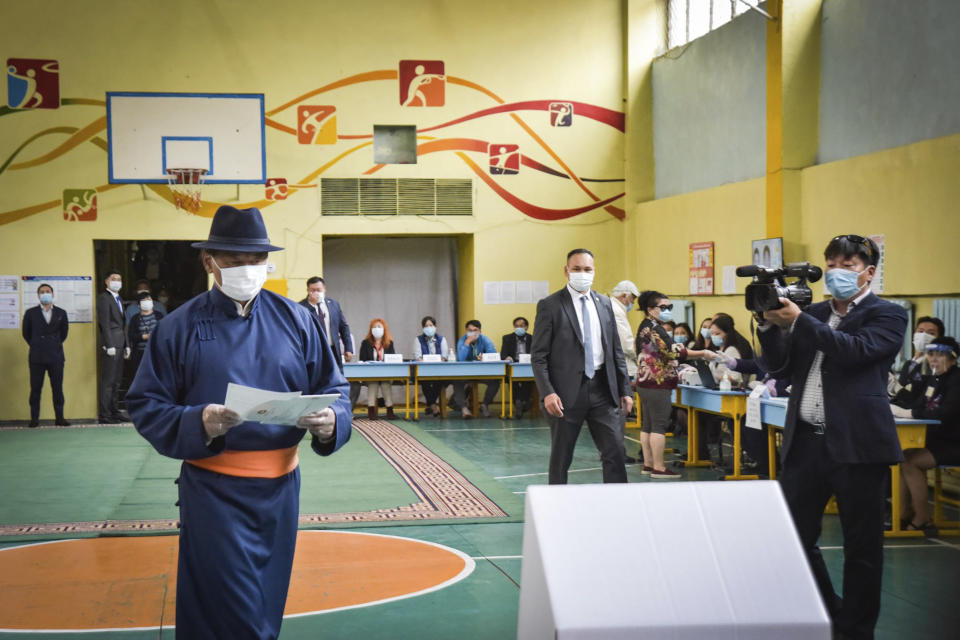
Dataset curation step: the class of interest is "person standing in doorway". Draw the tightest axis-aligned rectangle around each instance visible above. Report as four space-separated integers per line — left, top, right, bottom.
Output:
126 291 163 375
96 269 128 423
22 283 70 427
531 248 633 484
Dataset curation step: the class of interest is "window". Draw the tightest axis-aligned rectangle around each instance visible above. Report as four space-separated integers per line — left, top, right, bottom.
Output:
667 0 751 51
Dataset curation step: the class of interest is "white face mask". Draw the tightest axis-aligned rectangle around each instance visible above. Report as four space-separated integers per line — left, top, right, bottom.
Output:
568 271 594 293
213 258 267 301
140 300 154 312
913 332 935 353
108 280 122 293
371 326 384 339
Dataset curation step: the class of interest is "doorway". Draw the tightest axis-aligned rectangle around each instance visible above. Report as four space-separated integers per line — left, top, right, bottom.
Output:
92 240 209 407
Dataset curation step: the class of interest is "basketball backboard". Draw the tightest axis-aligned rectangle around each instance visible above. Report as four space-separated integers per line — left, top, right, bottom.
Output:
106 92 265 184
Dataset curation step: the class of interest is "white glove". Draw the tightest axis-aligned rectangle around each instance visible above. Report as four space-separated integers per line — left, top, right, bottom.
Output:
295 408 336 441
202 404 243 440
105 346 117 357
124 347 131 360
890 404 913 419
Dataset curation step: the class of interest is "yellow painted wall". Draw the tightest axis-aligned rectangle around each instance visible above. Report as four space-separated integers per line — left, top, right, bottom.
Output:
0 0 627 420
3 1 958 422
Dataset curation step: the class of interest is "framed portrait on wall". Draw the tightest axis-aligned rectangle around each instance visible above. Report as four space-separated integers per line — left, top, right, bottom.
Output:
751 237 783 269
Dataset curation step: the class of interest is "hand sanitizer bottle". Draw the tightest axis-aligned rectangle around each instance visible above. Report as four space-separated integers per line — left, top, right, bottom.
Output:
719 372 732 391
448 348 456 362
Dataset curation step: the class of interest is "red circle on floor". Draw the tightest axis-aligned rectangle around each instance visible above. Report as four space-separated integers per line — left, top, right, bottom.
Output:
0 531 473 630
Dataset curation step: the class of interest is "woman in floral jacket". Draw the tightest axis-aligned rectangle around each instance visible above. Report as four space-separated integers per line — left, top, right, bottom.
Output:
634 290 687 479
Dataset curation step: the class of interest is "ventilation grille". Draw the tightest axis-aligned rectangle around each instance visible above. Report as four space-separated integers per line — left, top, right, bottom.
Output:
934 298 960 341
321 178 472 215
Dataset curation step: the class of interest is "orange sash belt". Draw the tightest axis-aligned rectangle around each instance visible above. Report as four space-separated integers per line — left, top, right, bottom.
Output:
187 446 299 478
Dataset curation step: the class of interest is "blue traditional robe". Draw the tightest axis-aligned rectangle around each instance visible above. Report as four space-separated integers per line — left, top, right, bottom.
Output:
127 286 351 639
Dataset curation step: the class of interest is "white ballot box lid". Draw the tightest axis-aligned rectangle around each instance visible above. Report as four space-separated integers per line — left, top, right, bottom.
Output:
517 481 830 640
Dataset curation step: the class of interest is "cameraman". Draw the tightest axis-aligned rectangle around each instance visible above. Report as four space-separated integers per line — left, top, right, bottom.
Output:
757 235 906 640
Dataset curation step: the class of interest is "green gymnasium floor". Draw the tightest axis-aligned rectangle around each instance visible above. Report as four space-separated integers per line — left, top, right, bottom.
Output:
1 417 958 639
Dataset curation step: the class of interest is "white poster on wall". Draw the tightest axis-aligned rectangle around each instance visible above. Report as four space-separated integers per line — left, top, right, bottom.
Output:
532 281 550 301
869 234 885 294
516 281 533 303
483 281 500 305
0 275 19 329
21 276 93 323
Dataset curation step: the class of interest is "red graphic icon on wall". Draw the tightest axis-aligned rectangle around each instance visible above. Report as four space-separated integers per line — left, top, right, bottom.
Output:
265 178 288 201
489 145 520 175
298 106 337 144
62 189 97 221
6 58 60 109
399 60 445 107
549 102 573 127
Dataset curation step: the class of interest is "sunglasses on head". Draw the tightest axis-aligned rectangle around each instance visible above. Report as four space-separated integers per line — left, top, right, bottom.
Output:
832 234 875 261
657 304 673 311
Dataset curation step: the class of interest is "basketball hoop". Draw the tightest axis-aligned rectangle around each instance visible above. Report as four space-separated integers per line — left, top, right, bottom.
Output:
165 168 207 213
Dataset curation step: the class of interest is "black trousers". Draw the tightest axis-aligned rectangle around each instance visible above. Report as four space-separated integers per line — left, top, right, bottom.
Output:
99 350 123 419
512 381 533 405
452 381 500 407
421 382 444 406
547 372 626 484
29 362 65 420
779 423 888 640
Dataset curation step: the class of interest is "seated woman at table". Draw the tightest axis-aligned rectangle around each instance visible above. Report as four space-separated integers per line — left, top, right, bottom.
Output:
672 322 694 349
359 318 397 419
703 314 753 387
413 315 450 417
692 317 715 352
894 336 960 532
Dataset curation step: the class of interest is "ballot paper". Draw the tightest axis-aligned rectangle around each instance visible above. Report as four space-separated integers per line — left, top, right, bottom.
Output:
745 384 769 430
224 383 340 426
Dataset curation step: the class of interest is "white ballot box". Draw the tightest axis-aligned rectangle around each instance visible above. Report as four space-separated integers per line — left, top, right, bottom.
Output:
517 482 830 640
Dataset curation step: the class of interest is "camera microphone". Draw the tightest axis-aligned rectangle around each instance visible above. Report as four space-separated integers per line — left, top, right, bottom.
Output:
735 265 763 277
783 263 823 282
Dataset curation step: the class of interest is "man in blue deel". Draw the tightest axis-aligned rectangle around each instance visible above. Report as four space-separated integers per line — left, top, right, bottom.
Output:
126 205 351 639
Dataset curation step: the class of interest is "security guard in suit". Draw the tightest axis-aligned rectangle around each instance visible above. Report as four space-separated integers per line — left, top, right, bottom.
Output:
22 282 70 427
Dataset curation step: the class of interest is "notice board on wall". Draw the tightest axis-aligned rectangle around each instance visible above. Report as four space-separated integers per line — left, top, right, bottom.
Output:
21 276 93 323
689 242 714 296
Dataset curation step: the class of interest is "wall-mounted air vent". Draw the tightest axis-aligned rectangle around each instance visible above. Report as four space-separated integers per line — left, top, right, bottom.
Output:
320 178 472 216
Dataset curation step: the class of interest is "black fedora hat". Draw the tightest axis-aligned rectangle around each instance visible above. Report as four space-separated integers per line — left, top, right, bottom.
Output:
191 206 283 252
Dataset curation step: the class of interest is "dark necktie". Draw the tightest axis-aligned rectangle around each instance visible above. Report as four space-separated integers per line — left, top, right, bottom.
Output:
318 305 328 338
115 295 123 315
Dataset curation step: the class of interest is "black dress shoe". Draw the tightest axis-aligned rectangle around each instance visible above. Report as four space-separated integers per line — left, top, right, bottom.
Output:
625 455 639 464
55 419 71 426
28 419 39 428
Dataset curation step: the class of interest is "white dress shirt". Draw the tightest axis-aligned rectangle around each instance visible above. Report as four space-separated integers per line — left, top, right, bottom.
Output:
566 283 604 371
798 288 873 426
41 305 53 324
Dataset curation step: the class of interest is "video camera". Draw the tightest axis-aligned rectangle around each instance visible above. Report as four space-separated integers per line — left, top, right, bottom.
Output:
736 262 823 313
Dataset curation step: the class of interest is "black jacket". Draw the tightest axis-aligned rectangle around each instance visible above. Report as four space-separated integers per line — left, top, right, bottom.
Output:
910 366 960 446
359 339 396 362
22 305 69 364
500 332 533 361
758 293 908 464
531 287 631 409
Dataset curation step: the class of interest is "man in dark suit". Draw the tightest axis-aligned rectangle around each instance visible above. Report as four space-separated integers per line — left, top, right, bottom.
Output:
96 268 129 423
299 276 353 372
22 283 70 427
500 316 534 417
531 248 634 484
759 235 907 640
